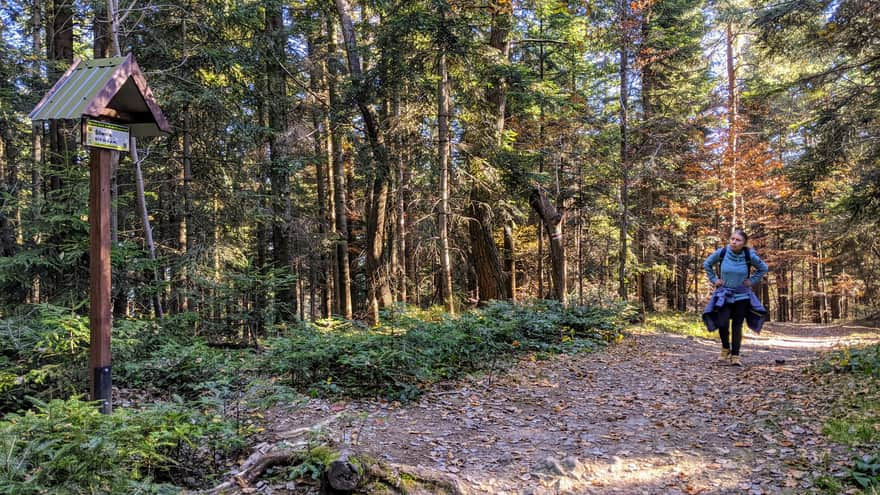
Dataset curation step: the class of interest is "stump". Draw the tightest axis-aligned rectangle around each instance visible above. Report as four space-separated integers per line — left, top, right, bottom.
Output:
321 449 361 494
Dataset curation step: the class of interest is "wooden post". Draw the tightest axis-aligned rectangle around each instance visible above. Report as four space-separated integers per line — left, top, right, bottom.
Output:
89 147 113 414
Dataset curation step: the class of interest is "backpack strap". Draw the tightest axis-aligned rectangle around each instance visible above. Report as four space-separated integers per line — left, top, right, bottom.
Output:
743 246 752 274
717 246 727 279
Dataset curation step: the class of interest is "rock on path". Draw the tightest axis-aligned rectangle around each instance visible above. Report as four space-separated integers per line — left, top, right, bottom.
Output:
269 323 880 494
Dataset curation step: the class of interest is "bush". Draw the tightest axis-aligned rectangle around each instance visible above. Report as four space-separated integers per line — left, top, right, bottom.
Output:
263 300 630 400
852 454 880 490
0 305 161 414
0 397 240 494
832 345 880 377
818 345 880 493
115 339 257 400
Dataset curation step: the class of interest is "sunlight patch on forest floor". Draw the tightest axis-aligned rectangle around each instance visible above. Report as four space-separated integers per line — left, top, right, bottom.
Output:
261 321 880 494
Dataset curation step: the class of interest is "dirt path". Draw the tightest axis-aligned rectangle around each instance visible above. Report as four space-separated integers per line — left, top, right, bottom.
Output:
268 323 880 494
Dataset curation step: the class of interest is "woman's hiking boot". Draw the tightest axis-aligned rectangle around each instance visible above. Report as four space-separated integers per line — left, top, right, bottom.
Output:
718 348 731 362
730 355 742 366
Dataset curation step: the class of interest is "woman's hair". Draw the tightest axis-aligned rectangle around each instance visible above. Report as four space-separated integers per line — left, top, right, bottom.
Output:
733 228 749 243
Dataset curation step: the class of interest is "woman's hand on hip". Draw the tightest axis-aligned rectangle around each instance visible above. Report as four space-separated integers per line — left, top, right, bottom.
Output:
715 279 724 287
743 279 752 287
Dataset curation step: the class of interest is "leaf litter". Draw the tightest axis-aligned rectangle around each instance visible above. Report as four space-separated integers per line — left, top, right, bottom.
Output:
264 322 880 494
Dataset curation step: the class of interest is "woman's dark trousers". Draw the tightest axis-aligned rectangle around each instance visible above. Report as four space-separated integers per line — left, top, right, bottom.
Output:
717 299 749 356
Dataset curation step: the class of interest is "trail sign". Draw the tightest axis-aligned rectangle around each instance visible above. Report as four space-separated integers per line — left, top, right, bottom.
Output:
29 54 169 414
85 120 130 151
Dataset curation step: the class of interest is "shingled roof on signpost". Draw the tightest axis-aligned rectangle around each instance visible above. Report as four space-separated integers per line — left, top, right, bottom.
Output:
28 54 171 137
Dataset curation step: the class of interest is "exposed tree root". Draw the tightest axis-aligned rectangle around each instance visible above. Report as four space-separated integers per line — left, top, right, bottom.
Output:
201 440 307 494
362 461 471 495
200 412 470 494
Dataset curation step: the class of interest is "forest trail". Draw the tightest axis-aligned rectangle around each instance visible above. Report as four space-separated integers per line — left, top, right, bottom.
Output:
269 323 880 494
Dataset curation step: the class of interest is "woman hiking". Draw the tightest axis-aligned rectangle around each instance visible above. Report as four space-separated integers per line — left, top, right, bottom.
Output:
702 229 769 366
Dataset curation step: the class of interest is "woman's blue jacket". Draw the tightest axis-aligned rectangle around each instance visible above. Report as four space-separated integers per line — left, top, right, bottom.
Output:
702 286 768 333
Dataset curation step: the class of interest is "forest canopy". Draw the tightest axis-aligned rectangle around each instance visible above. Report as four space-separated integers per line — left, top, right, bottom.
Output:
0 0 877 334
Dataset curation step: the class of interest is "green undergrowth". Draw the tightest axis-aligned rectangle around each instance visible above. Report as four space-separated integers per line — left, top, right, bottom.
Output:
263 299 632 401
817 344 880 492
0 397 231 494
0 304 160 412
0 299 629 493
642 311 713 339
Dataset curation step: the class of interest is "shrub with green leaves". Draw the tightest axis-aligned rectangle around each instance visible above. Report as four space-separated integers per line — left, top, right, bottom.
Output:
852 454 880 490
115 339 256 400
0 397 241 494
0 305 157 413
831 345 880 377
263 300 631 400
818 345 880 493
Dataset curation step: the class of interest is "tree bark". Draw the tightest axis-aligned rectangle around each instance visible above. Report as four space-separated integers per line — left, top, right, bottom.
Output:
30 4 43 304
504 222 516 301
47 0 74 194
468 191 509 301
327 19 353 319
529 187 567 304
266 6 296 321
618 0 630 301
334 0 393 324
637 23 656 312
0 131 16 260
467 3 512 304
437 37 455 314
309 36 332 318
323 449 361 492
180 110 193 312
726 22 738 232
811 241 825 323
394 94 408 304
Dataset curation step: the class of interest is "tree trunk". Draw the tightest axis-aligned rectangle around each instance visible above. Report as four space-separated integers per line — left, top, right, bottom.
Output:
334 0 393 324
404 158 416 304
266 6 296 321
327 19 353 319
468 190 509 302
47 0 74 194
504 223 516 301
0 132 16 260
529 187 566 304
725 22 738 232
637 188 656 312
467 3 512 304
811 241 825 323
309 36 332 318
394 94 408 304
677 229 692 311
132 145 163 318
638 27 656 312
180 111 193 312
618 0 630 301
30 4 43 304
776 266 789 322
437 42 455 314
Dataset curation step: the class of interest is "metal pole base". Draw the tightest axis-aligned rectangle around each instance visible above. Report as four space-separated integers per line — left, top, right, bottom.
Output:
93 366 112 414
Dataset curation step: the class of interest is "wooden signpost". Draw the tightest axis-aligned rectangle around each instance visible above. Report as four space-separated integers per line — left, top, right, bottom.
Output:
29 55 170 413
